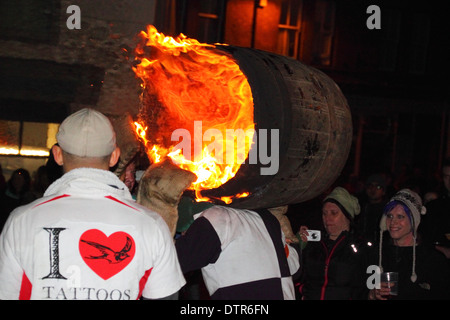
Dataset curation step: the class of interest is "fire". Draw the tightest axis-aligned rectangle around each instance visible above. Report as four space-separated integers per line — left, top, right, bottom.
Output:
133 25 255 203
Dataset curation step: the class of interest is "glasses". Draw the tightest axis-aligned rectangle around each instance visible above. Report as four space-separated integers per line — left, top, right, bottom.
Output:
367 183 383 190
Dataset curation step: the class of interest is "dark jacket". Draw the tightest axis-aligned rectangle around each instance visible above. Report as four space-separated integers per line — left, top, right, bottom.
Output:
419 195 450 247
376 241 450 300
298 230 372 300
355 200 386 244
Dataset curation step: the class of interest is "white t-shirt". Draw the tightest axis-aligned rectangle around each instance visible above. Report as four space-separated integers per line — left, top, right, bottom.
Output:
176 206 300 299
0 168 185 300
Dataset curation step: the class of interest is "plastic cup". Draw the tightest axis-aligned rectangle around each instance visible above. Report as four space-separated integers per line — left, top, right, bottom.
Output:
380 272 398 296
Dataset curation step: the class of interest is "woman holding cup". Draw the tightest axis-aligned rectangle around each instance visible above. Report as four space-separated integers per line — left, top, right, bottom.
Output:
369 189 450 300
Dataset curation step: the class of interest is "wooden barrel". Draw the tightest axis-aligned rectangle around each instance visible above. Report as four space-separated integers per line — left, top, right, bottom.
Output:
200 46 352 209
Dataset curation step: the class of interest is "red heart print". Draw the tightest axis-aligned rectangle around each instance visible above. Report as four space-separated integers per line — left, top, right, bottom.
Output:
79 229 135 280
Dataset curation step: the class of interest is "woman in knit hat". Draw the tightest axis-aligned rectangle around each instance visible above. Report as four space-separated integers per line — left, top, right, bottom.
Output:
296 187 373 299
369 189 450 300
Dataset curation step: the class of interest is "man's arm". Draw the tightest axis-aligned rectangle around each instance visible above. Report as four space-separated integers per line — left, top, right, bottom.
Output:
175 217 222 273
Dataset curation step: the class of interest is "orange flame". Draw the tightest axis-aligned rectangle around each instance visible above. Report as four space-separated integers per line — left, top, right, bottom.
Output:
132 26 254 203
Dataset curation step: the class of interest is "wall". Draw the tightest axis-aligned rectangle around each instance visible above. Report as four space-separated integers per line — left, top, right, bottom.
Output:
0 0 157 119
0 0 157 179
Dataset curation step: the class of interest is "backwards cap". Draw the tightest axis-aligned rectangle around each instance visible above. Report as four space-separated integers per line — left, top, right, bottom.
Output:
57 108 116 157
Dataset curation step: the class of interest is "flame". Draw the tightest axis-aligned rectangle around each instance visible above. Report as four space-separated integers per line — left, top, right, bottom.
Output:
133 25 254 203
219 192 250 205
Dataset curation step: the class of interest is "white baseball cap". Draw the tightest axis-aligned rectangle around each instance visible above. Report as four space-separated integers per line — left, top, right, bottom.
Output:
56 108 117 157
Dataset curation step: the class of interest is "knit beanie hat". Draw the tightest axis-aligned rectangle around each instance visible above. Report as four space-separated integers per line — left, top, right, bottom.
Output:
323 187 360 220
378 188 426 282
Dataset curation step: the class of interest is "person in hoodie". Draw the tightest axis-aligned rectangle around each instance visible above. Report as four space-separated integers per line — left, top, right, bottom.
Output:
0 108 185 300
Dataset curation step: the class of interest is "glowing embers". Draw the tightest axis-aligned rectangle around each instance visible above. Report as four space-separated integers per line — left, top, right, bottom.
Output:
133 26 255 203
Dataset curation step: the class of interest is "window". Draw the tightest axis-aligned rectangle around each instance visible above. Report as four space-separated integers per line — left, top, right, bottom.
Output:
378 9 402 72
408 13 430 75
0 120 58 157
277 0 303 58
196 0 225 43
0 120 59 181
310 0 336 66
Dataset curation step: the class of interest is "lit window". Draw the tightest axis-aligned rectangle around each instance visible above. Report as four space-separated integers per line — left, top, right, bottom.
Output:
0 120 58 157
